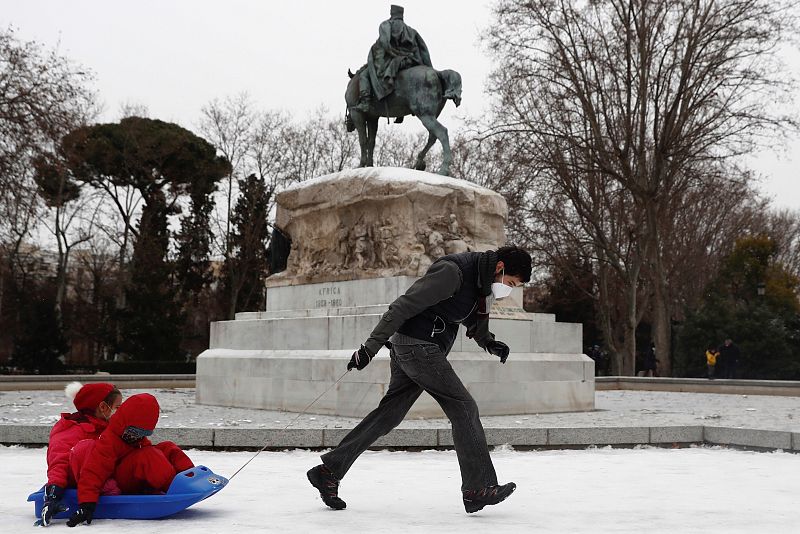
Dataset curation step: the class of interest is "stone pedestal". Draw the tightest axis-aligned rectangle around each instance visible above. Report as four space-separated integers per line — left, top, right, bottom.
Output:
196 168 594 417
268 167 507 286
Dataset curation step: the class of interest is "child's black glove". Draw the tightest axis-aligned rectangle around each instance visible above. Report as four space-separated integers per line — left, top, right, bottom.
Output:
38 484 66 526
66 502 96 527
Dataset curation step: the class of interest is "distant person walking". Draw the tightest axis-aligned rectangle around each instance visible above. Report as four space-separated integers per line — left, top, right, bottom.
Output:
717 339 740 379
587 345 605 376
705 346 719 379
639 342 657 377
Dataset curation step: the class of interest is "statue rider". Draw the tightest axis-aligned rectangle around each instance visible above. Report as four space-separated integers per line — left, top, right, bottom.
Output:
355 5 433 116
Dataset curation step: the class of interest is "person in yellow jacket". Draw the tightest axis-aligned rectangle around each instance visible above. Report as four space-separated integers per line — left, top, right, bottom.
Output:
705 346 719 379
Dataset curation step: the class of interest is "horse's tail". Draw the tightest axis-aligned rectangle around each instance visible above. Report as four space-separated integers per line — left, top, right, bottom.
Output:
345 67 359 132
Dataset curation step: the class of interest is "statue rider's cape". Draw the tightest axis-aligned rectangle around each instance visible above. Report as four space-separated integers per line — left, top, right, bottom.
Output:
367 17 433 101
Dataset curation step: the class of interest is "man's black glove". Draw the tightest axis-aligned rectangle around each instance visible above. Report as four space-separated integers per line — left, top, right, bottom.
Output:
38 484 66 526
486 340 510 364
347 345 374 371
66 502 96 527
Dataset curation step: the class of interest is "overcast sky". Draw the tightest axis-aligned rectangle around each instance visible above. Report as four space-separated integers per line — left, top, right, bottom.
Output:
3 0 799 210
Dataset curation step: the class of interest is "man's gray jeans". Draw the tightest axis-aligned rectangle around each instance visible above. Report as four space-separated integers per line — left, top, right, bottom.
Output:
320 342 498 491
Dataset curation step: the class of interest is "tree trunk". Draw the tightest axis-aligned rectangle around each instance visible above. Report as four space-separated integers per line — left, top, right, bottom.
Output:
54 248 69 328
646 202 673 376
227 269 240 320
54 205 65 328
0 259 5 321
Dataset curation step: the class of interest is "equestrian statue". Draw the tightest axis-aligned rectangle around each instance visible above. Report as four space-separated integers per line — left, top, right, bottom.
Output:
345 5 462 176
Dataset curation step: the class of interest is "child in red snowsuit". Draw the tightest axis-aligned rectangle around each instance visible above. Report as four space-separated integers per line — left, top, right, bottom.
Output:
39 382 122 527
66 393 194 527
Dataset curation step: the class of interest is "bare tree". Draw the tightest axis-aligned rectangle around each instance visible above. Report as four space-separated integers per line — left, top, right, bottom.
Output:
485 0 797 374
317 111 360 174
92 182 142 268
524 134 650 374
1 26 95 235
249 110 293 218
32 159 95 324
654 165 768 319
0 27 96 188
0 27 96 355
118 101 150 119
373 129 431 169
208 106 293 316
71 234 118 363
450 130 539 242
199 93 256 256
759 208 800 277
0 165 41 322
279 107 341 183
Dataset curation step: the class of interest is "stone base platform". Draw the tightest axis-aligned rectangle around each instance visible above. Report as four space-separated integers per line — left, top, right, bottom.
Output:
197 349 593 417
196 276 592 417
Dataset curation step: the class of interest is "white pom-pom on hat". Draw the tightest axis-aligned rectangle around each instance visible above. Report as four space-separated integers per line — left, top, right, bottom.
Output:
64 381 83 401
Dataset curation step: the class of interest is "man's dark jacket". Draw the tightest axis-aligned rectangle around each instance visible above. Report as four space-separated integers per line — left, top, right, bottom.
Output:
364 251 496 355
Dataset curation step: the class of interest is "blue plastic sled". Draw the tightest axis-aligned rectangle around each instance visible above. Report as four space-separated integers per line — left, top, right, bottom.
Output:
28 465 228 521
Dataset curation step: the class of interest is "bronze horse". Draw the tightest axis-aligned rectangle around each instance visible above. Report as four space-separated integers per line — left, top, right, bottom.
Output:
345 66 462 176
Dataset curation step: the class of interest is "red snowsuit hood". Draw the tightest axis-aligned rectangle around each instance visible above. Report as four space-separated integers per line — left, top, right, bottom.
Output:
76 393 160 503
108 393 160 436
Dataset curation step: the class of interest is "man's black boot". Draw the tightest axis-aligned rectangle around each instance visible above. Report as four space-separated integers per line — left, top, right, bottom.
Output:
307 464 346 510
462 482 516 513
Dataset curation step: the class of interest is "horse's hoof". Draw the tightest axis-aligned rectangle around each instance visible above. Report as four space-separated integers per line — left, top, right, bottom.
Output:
414 161 427 171
437 167 450 176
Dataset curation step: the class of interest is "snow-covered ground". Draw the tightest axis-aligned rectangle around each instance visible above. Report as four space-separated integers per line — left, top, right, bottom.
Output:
7 445 800 533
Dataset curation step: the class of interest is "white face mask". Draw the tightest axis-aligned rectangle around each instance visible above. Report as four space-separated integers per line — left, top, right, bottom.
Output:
99 402 117 422
491 269 514 300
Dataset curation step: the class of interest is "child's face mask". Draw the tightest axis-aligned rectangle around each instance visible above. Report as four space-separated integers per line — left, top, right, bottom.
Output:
98 400 119 422
121 425 153 444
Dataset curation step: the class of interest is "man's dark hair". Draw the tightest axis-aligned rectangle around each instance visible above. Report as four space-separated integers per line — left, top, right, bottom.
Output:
497 245 532 283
